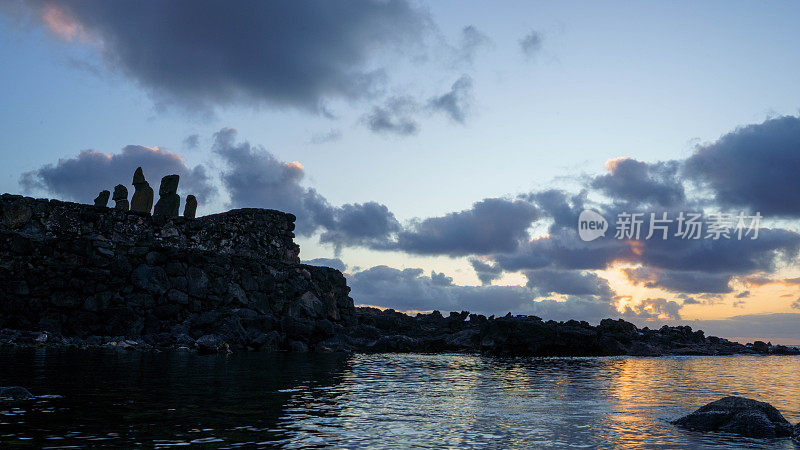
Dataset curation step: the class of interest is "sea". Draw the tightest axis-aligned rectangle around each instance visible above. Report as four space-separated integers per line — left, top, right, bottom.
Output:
1 349 798 448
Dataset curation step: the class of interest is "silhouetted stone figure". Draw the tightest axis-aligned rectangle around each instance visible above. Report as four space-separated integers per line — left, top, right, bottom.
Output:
153 175 180 218
130 167 154 214
112 185 129 211
94 190 110 207
184 195 197 219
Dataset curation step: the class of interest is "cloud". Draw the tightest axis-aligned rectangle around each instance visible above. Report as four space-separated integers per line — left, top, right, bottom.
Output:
213 127 399 248
19 145 215 204
362 96 420 136
183 134 200 150
26 0 431 112
622 267 733 294
469 258 503 285
792 299 800 310
525 269 613 297
591 157 685 207
319 202 401 251
622 297 682 321
427 75 473 123
388 197 540 256
683 115 800 216
347 265 616 320
519 30 543 59
685 313 800 341
453 25 490 65
309 129 343 145
301 257 348 273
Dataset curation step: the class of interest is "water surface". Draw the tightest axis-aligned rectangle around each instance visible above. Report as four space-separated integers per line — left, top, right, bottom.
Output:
1 349 798 448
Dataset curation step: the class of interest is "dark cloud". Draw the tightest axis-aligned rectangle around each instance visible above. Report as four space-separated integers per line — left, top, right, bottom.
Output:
519 30 543 59
686 313 800 342
19 145 215 204
792 299 800 310
213 128 399 248
591 158 685 207
319 202 401 251
683 115 800 216
427 75 473 123
734 290 750 299
183 134 200 150
453 26 490 65
301 257 348 273
309 129 343 145
677 294 701 305
362 96 419 136
389 198 540 256
525 269 612 297
27 0 431 112
494 228 634 271
347 265 616 320
622 267 733 294
469 258 503 286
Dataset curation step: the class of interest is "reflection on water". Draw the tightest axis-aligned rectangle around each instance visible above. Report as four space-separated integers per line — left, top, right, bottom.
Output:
1 349 798 448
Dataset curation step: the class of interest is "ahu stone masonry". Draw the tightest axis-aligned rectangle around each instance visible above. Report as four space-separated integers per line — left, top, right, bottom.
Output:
0 194 354 351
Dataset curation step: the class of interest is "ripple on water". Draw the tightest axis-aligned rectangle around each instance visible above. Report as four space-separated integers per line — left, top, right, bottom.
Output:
0 350 798 448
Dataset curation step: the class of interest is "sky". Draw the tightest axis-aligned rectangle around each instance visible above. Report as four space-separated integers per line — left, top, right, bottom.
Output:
2 0 800 343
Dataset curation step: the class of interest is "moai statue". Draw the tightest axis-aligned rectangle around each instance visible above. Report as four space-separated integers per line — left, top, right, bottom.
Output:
130 167 154 214
112 184 129 211
184 195 197 219
94 190 110 207
153 174 180 218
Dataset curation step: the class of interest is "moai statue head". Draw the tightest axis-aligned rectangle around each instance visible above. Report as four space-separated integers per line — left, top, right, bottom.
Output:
94 190 110 207
112 184 129 211
184 195 197 219
153 174 180 218
130 166 154 214
159 175 180 196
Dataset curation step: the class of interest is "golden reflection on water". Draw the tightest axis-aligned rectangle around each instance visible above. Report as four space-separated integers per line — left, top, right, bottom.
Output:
278 355 800 448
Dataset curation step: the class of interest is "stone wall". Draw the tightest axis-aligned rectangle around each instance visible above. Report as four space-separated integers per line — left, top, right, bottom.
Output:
1 194 300 263
0 194 354 351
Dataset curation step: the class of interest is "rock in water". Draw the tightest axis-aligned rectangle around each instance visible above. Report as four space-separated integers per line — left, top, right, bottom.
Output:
130 167 154 214
153 175 180 218
113 184 129 211
184 194 197 219
94 190 110 207
672 396 792 438
0 386 34 401
793 422 799 441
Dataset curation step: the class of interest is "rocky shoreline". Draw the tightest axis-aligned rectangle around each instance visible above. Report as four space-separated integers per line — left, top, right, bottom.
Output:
1 306 797 356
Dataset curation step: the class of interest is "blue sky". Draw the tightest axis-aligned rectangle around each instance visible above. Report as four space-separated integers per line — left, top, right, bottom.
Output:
2 1 800 342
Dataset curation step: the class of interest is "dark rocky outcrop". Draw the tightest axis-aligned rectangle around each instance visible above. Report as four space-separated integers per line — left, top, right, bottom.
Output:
317 308 772 356
672 396 793 438
0 386 34 401
0 194 347 352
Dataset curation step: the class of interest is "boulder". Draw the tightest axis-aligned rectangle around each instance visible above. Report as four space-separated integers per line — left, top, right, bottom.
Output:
0 386 34 401
130 167 154 214
94 190 110 207
672 396 792 438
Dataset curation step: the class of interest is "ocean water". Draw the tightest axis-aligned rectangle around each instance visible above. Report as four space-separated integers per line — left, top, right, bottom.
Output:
0 349 798 448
